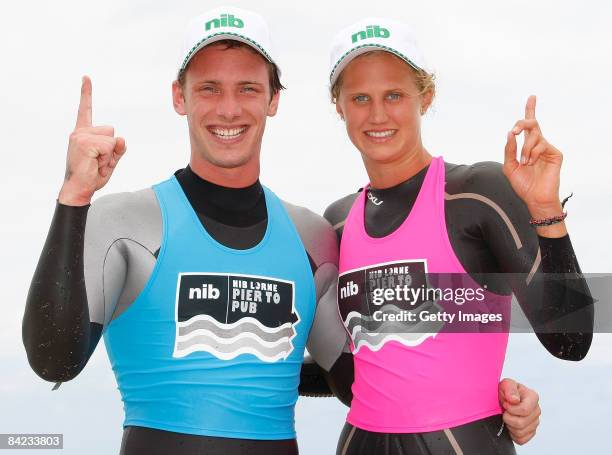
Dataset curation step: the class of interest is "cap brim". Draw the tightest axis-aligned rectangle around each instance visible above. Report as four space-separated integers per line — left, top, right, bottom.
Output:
330 44 424 85
179 32 277 77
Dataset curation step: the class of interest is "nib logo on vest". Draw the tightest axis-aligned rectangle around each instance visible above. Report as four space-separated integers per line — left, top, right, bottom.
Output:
338 259 444 353
173 273 299 362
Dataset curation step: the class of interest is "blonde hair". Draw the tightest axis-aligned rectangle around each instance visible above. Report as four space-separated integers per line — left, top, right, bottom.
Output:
330 51 436 110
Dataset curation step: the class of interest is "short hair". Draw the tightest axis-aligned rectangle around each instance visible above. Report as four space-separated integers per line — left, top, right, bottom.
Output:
177 40 285 96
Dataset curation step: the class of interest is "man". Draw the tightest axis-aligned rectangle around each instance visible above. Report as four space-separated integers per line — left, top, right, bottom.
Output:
23 7 346 454
22 7 541 454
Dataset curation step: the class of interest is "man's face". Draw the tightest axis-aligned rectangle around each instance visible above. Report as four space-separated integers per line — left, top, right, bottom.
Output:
173 44 279 172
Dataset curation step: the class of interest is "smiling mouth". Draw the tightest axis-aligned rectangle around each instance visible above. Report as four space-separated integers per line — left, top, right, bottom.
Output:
365 129 397 138
208 126 248 140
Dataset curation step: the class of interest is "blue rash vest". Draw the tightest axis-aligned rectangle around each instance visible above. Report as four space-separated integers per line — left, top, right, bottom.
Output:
103 176 316 439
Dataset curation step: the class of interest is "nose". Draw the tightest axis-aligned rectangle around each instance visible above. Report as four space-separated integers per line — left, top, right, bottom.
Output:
216 91 242 121
369 98 389 124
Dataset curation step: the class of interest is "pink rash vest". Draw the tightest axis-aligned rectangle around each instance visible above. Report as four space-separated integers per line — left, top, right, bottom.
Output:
337 156 511 433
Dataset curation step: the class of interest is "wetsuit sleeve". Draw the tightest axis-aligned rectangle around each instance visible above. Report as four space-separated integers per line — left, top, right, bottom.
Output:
297 195 362 407
304 259 355 405
528 234 593 359
282 202 349 368
459 162 593 360
23 202 97 382
282 202 352 399
299 355 334 397
82 189 161 328
23 189 162 382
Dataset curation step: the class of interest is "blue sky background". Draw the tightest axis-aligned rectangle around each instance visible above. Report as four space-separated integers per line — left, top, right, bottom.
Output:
1 0 610 453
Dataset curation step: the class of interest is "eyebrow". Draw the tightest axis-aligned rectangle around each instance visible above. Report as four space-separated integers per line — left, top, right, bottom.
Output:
344 88 409 98
237 80 264 86
198 80 264 86
347 87 404 93
344 91 369 97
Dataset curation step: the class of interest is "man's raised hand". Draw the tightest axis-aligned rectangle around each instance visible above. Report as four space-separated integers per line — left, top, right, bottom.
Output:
58 76 126 206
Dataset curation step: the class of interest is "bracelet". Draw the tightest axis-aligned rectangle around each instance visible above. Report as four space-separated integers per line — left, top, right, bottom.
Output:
529 211 567 226
529 192 573 227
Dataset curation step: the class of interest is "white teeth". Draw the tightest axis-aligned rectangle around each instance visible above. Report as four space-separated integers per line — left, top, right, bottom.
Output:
366 130 396 138
210 126 247 139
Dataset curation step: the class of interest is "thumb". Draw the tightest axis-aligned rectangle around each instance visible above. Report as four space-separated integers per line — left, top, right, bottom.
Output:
499 378 521 405
517 382 531 401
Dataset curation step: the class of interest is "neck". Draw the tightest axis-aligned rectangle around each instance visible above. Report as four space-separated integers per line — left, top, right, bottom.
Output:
189 154 260 189
176 165 266 227
364 144 432 190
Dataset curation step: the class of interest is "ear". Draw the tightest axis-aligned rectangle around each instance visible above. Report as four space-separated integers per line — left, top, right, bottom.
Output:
267 90 281 117
172 80 187 116
335 101 345 121
420 88 434 115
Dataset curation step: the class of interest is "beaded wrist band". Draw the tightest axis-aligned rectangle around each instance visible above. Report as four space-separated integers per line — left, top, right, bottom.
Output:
529 212 567 226
529 193 573 227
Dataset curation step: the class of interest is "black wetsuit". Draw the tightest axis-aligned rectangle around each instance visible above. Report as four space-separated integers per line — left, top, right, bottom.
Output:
323 161 593 455
23 166 347 455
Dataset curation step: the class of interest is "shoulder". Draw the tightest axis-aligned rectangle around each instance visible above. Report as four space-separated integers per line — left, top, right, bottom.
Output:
445 161 525 212
444 160 531 236
281 201 338 267
445 161 511 195
86 187 162 252
323 191 361 228
89 187 159 220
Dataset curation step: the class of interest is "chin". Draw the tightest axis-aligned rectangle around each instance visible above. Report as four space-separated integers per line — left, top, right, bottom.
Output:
197 142 253 168
209 154 253 169
360 145 400 164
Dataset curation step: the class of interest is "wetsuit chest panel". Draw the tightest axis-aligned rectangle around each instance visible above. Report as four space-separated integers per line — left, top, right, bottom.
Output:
338 157 510 433
103 176 315 440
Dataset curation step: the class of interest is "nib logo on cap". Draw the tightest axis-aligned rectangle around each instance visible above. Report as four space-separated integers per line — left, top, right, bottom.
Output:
351 25 390 43
205 13 244 31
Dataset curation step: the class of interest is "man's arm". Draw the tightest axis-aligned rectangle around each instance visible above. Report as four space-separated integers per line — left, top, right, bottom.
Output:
23 203 98 381
22 190 161 382
309 194 363 406
283 202 354 403
302 263 354 406
23 76 128 382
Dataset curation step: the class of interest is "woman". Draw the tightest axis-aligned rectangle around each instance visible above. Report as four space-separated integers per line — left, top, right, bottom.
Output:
323 18 593 454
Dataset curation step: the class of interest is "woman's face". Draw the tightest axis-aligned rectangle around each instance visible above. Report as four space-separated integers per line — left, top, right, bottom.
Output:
335 52 431 167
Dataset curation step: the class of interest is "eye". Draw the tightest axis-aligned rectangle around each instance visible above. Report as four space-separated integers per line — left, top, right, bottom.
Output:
353 94 370 103
200 85 219 94
386 92 402 101
241 86 258 94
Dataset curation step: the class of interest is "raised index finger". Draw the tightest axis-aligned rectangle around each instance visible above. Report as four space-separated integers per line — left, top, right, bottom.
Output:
76 76 93 129
525 95 537 120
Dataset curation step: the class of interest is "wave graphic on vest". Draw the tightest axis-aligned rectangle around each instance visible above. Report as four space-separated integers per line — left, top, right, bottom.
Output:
174 272 299 362
338 259 444 353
